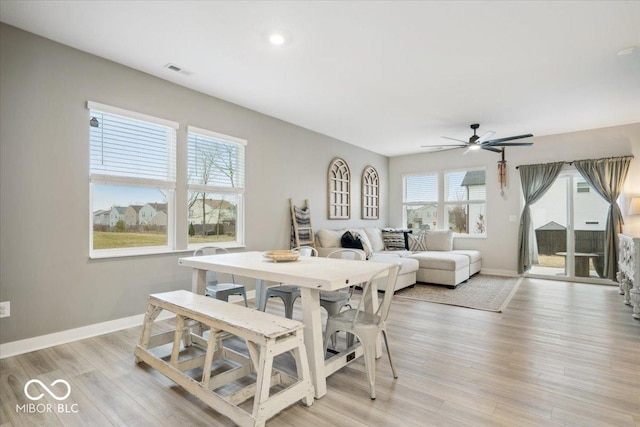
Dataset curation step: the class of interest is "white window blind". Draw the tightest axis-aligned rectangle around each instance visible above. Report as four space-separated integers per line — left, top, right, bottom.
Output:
404 173 438 203
187 126 245 190
89 104 177 183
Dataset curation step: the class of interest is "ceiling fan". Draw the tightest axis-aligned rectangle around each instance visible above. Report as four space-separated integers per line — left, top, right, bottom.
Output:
423 123 533 154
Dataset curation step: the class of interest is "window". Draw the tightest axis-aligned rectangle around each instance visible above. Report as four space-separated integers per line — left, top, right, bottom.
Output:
576 181 590 193
187 127 245 247
403 173 438 231
444 169 486 235
402 169 486 235
89 102 177 255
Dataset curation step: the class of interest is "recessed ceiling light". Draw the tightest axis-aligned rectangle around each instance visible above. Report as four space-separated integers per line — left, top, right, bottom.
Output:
269 33 285 46
617 46 636 56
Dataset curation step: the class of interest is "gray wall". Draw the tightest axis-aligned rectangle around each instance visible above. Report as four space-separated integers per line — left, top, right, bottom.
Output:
0 24 389 344
390 123 640 275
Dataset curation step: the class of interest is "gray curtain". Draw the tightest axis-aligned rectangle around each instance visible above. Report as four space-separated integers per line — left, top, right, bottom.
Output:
518 162 564 274
574 156 632 280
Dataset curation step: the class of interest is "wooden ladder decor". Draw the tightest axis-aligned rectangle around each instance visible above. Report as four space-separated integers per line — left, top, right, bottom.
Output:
290 198 315 249
134 290 314 427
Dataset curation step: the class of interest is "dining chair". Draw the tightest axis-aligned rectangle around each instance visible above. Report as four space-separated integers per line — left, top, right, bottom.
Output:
259 246 317 318
322 264 400 400
320 248 364 317
193 246 248 306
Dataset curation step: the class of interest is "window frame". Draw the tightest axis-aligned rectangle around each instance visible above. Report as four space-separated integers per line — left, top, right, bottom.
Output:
87 103 248 259
402 172 439 231
88 102 179 258
401 167 487 237
187 126 246 250
443 167 487 236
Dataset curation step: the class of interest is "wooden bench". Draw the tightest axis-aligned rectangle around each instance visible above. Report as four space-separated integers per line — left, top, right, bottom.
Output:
134 290 313 427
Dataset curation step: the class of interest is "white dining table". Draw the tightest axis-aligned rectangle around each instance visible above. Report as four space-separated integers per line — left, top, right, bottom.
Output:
178 251 398 398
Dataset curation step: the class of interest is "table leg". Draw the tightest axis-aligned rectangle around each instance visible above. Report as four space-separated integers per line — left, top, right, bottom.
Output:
254 279 267 310
300 287 325 398
575 257 589 277
192 269 207 295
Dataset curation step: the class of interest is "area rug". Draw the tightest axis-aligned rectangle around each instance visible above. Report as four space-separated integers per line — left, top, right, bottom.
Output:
395 274 523 312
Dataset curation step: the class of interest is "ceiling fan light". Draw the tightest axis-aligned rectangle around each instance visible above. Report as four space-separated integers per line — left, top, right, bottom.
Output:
469 144 481 150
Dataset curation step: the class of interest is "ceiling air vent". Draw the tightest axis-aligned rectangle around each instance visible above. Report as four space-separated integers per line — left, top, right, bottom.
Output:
164 63 182 72
163 63 191 76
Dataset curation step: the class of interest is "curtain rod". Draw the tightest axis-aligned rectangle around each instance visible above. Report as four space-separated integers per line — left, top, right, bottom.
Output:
515 155 634 170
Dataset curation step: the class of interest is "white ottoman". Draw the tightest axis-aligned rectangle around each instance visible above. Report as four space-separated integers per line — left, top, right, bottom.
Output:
408 252 470 288
451 250 482 276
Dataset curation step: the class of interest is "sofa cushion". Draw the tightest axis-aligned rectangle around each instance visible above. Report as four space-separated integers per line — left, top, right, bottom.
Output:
425 230 453 251
373 250 413 257
364 227 385 252
369 254 419 275
317 229 343 248
409 251 469 270
451 250 482 263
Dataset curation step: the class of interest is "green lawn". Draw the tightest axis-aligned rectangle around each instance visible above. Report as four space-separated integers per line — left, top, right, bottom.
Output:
93 231 234 249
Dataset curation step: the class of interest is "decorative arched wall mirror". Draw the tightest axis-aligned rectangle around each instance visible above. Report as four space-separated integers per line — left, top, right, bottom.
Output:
361 166 379 219
327 157 351 219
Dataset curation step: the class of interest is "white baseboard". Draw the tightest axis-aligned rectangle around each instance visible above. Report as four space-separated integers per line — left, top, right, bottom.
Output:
480 268 520 277
0 289 257 359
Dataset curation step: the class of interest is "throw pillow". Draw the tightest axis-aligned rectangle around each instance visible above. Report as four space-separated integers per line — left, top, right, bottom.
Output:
381 230 406 250
346 228 373 257
341 231 364 251
407 232 428 251
425 230 453 251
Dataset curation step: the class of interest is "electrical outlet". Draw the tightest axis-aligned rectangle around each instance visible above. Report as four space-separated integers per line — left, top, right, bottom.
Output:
0 301 10 318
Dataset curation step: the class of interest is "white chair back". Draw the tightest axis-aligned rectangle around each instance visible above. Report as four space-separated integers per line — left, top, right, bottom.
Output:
292 246 318 257
327 248 365 261
352 264 400 328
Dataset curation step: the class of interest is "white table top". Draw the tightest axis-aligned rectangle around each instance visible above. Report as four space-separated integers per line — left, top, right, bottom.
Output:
179 251 392 291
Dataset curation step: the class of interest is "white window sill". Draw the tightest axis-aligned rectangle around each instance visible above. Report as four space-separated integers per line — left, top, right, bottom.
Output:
90 245 246 260
453 233 487 239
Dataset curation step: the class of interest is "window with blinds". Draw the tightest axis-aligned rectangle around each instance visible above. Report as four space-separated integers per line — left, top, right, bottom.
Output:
402 169 487 235
403 173 439 231
88 102 178 255
187 126 246 246
444 169 486 235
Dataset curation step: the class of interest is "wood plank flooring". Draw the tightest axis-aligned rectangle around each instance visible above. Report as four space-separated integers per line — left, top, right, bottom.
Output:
1 278 639 426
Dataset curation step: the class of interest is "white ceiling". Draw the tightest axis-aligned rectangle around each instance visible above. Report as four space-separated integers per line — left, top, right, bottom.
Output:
1 1 639 156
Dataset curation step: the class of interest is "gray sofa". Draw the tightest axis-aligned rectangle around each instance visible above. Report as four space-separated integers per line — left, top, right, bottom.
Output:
316 227 482 289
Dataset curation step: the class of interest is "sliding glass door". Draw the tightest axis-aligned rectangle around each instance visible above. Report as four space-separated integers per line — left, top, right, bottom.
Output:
528 170 609 282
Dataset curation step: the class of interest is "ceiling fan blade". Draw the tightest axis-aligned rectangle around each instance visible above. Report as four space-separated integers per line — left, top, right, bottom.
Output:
481 146 503 153
421 145 467 153
476 131 495 144
421 144 467 148
462 147 472 155
441 136 469 144
488 142 534 147
423 145 470 153
485 134 534 145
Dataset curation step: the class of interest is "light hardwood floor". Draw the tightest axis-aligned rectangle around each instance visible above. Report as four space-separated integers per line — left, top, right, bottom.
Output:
1 278 639 426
